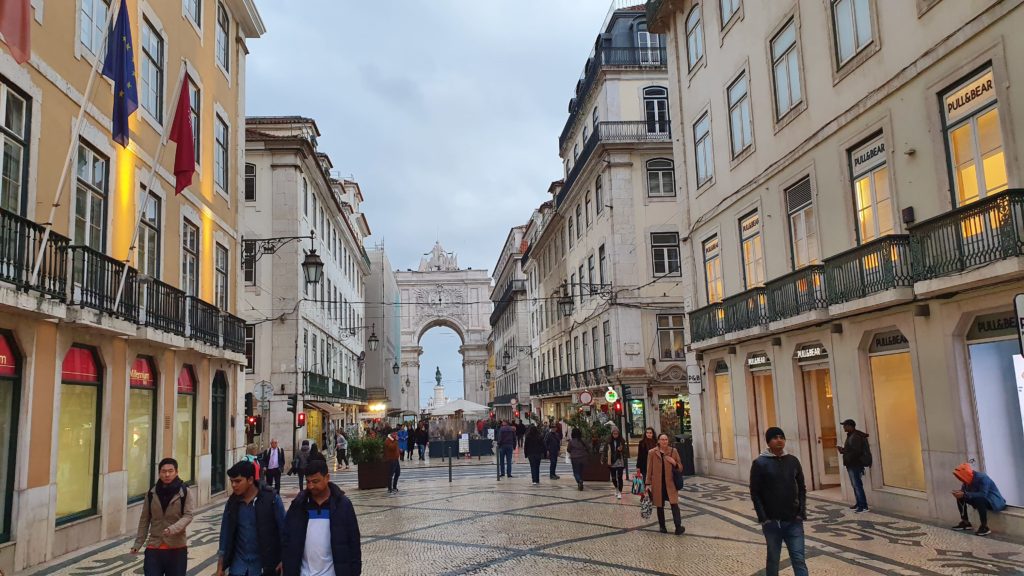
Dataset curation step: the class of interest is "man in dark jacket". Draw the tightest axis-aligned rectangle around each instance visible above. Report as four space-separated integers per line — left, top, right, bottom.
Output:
497 420 517 478
260 439 286 494
216 460 286 576
282 459 361 576
837 419 870 512
749 427 808 576
543 425 561 480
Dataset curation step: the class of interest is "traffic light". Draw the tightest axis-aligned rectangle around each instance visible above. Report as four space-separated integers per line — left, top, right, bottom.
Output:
296 412 306 428
246 415 256 427
613 400 623 414
244 392 254 417
286 394 297 413
514 410 520 418
254 415 263 435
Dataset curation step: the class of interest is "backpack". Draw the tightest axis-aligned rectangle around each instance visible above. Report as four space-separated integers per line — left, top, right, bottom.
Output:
147 486 187 516
860 435 873 468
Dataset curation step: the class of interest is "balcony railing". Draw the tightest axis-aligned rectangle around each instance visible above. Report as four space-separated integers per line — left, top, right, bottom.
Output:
489 278 527 326
69 245 138 322
910 189 1024 281
528 366 614 397
222 313 245 354
765 265 827 322
689 302 725 343
187 296 220 347
722 287 768 333
139 278 186 336
0 208 69 299
493 392 518 405
304 372 331 397
825 235 912 304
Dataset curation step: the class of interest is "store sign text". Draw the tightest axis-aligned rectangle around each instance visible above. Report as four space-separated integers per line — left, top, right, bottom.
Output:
851 138 886 175
945 70 996 123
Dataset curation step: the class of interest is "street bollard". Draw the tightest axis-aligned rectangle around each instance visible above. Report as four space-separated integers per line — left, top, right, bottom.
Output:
495 441 500 481
449 446 453 483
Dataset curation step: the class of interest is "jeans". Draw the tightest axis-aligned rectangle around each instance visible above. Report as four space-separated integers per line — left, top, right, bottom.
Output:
297 473 305 491
418 444 425 460
529 456 542 483
610 467 624 492
847 466 868 509
548 451 559 477
143 547 187 576
958 495 990 525
264 468 281 493
499 446 514 476
388 460 401 491
761 520 808 576
571 460 584 485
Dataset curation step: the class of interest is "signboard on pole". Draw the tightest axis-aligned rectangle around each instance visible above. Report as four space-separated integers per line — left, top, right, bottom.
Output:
1015 293 1024 356
579 390 593 405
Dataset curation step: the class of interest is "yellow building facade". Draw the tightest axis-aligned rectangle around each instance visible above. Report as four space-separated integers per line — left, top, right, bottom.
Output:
0 1 264 571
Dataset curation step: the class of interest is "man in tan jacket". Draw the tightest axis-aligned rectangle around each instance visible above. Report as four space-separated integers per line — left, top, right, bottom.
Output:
131 458 195 575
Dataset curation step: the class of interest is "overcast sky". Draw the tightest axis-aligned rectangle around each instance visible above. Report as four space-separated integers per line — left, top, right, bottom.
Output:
247 1 619 407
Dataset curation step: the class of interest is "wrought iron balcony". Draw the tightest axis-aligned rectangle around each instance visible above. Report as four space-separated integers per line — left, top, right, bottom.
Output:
347 385 367 403
69 245 138 322
0 208 69 299
304 372 331 397
824 235 912 305
222 313 246 354
910 189 1024 281
186 296 220 347
765 265 827 322
493 392 518 406
689 302 725 343
722 287 768 333
139 278 186 336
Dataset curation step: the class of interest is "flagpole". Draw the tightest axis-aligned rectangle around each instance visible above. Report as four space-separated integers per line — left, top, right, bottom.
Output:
28 0 120 286
112 60 188 312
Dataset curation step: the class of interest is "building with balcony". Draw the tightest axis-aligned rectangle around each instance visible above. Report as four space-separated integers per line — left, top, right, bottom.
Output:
489 225 532 421
0 1 264 571
521 2 688 442
365 245 405 415
650 0 1024 535
242 117 372 453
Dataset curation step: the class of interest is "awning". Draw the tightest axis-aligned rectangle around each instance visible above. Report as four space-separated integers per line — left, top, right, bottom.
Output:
306 401 345 416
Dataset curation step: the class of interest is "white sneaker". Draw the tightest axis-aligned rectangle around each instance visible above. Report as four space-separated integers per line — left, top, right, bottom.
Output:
616 492 622 499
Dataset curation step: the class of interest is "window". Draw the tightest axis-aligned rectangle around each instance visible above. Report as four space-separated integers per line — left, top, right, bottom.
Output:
786 178 819 268
582 125 588 144
575 204 582 238
595 176 603 214
584 193 592 227
771 21 802 119
658 315 685 360
647 159 675 197
832 0 872 65
570 273 577 304
850 135 893 242
602 321 612 368
720 0 741 27
942 69 1006 205
740 211 765 288
591 326 600 368
578 264 585 301
57 347 102 522
140 19 164 122
127 357 156 501
184 0 201 27
74 143 108 250
244 163 256 201
728 72 753 156
214 114 228 191
598 244 607 285
582 334 590 370
215 243 228 310
587 255 595 294
592 106 599 127
138 192 160 278
242 240 255 284
303 178 309 215
188 80 200 164
637 24 661 65
0 334 18 542
0 83 28 214
651 232 680 276
694 113 714 186
182 218 199 296
686 6 704 70
703 235 724 303
175 366 196 484
644 87 669 134
79 0 109 56
868 331 925 491
216 3 230 72
713 363 736 460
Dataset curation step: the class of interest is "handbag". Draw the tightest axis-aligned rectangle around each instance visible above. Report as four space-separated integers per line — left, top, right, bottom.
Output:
631 471 645 495
639 493 653 519
673 468 684 491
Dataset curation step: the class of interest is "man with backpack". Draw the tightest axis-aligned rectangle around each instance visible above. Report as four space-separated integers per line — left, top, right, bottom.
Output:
837 418 871 513
131 458 194 576
216 460 286 576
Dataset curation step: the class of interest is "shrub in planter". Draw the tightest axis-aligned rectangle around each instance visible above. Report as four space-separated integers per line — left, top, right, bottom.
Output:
349 436 389 490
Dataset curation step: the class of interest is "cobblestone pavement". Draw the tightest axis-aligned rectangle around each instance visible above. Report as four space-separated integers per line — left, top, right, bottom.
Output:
25 471 1024 575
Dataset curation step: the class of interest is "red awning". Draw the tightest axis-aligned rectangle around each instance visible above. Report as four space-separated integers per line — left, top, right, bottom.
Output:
130 357 156 389
0 334 17 377
62 347 99 383
177 366 196 394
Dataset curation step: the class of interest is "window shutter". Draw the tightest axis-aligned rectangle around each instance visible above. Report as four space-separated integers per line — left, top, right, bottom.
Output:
786 178 812 213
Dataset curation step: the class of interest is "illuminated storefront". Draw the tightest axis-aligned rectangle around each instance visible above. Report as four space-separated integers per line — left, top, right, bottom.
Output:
868 330 925 492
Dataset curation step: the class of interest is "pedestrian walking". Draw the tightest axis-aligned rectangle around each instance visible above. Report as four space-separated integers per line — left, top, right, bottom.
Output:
951 462 1006 536
568 428 589 491
335 432 349 471
516 420 526 449
384 430 401 494
260 439 286 494
837 418 871 512
406 424 416 460
497 419 517 478
524 424 545 485
215 460 286 576
749 427 808 576
131 458 194 576
282 459 362 576
646 433 684 535
295 440 312 491
604 427 629 499
397 426 408 462
417 424 429 461
544 424 561 479
634 427 657 484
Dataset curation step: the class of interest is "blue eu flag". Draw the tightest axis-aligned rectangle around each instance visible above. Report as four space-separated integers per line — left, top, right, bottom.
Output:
102 0 138 147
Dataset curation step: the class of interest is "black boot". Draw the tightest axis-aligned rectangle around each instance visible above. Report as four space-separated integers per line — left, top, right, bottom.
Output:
656 508 667 533
671 504 685 535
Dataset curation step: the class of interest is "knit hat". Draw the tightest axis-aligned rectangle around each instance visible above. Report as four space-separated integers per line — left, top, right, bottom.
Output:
765 427 786 443
954 462 974 485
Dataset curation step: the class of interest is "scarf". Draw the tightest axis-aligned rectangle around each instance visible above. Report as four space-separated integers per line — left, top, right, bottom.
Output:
155 478 183 512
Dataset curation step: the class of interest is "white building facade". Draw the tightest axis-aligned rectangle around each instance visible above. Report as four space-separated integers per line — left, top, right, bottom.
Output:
489 226 533 420
365 246 405 415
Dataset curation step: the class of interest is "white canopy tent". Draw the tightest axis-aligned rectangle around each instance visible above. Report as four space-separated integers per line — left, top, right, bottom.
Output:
430 398 489 417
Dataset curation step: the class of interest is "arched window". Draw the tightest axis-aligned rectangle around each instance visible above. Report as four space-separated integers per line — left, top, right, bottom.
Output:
57 346 103 523
644 87 670 134
646 159 675 198
686 6 705 70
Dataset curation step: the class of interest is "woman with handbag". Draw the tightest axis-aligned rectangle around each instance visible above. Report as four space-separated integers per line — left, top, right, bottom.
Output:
604 427 629 499
634 427 657 488
646 433 684 535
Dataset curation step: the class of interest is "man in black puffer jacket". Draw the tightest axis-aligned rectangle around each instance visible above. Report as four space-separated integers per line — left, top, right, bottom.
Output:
282 459 361 575
749 427 807 576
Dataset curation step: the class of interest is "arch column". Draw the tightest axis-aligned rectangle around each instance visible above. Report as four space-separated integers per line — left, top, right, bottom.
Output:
461 344 489 406
399 346 422 414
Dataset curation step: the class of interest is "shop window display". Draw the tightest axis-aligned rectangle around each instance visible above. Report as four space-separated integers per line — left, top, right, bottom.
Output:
127 357 156 501
176 366 196 484
659 397 691 439
868 331 925 491
57 346 102 522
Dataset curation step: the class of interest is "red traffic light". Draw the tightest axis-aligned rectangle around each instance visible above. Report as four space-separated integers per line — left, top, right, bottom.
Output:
247 416 256 426
296 412 306 427
613 400 623 413
514 410 520 418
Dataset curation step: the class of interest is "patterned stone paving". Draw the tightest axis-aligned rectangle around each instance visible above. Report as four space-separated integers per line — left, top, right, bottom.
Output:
22 470 1024 575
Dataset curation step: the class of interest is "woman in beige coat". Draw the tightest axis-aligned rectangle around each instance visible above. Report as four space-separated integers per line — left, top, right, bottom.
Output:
646 433 684 535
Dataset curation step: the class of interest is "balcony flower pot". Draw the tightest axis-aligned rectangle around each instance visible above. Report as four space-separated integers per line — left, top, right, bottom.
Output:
349 437 389 490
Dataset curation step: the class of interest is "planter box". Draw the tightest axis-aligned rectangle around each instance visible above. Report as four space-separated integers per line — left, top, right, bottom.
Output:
581 456 610 482
356 461 389 490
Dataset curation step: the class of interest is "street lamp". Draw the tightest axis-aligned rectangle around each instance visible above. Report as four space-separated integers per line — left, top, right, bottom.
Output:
502 350 511 366
392 361 400 375
484 369 492 381
367 324 379 352
243 231 324 286
301 250 324 285
557 281 574 317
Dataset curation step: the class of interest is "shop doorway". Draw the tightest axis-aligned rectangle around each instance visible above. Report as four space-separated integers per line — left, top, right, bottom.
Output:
210 371 228 494
801 366 840 488
747 352 776 455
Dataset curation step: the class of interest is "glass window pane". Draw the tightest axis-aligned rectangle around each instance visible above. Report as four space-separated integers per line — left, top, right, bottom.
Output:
57 384 98 518
2 140 23 213
787 53 801 105
835 0 855 61
854 0 872 48
4 93 24 137
977 108 1003 155
0 380 13 536
127 388 154 499
870 352 925 491
175 394 194 483
715 373 735 460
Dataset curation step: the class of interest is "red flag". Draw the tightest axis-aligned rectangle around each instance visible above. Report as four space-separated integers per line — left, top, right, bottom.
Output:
0 0 32 64
168 75 195 195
